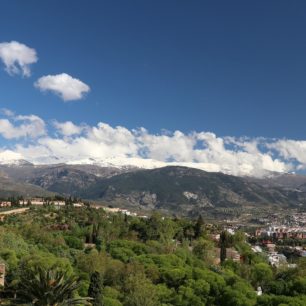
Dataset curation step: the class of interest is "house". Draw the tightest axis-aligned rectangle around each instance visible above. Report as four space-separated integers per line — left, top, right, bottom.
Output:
264 243 276 253
53 201 66 206
252 246 263 253
73 202 84 208
0 201 11 207
258 226 306 240
30 198 45 205
103 207 137 216
268 253 287 267
103 207 122 213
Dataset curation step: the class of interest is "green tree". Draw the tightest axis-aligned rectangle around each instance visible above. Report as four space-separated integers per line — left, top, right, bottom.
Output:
220 285 256 306
220 231 229 263
124 273 158 306
88 271 103 306
64 235 84 250
194 215 205 239
193 239 214 263
175 279 210 305
251 263 273 290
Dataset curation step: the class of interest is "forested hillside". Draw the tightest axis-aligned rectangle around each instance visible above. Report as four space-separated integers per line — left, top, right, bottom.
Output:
1 206 306 305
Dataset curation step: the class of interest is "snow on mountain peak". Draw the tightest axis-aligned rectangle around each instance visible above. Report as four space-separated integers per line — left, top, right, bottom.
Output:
0 150 285 177
65 156 223 172
66 157 168 169
0 150 30 165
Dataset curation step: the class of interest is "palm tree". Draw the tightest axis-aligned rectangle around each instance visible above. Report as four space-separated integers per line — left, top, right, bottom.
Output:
15 267 91 305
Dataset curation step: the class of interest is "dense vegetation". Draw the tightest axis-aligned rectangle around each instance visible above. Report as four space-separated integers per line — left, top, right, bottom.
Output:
1 206 306 305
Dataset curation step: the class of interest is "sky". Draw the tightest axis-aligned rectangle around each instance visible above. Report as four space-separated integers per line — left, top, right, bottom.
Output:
1 0 306 176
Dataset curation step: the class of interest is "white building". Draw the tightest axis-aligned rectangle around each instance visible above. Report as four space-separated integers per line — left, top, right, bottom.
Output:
268 253 287 267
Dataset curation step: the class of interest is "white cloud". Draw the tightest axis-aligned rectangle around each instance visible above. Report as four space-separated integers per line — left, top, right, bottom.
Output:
0 108 15 117
0 41 38 77
0 113 46 139
268 139 306 164
53 121 85 136
139 130 196 162
2 111 305 177
8 119 290 177
34 73 90 101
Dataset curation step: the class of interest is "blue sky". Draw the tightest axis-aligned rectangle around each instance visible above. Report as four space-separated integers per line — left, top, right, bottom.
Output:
0 0 306 176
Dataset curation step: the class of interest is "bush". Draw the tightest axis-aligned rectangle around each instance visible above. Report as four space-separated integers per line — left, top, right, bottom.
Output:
103 297 123 306
64 235 84 249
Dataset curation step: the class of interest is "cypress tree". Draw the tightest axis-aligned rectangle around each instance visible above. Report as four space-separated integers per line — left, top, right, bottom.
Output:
88 271 103 306
220 231 227 264
194 215 205 238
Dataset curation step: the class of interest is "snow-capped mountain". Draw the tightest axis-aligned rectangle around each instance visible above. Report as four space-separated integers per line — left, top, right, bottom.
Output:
0 149 292 178
0 150 222 173
0 150 32 166
1 150 306 217
66 156 229 173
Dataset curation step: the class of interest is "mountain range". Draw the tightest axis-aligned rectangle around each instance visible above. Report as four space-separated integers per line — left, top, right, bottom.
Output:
1 156 306 217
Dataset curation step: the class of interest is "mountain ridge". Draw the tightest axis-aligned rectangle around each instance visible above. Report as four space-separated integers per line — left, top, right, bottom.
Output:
78 166 306 215
0 157 306 217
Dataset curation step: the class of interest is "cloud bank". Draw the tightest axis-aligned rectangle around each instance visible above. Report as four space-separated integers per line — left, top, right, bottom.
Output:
34 73 90 101
0 109 306 176
0 110 305 177
0 41 38 77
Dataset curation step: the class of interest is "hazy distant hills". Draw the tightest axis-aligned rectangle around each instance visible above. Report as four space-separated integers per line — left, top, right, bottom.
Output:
1 161 306 216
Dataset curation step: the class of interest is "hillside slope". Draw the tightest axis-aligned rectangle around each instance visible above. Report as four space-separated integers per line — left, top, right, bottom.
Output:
1 163 306 217
80 166 306 215
0 175 54 198
0 163 130 196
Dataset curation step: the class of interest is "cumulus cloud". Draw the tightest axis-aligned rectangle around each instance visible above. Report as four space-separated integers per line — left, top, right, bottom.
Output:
268 140 306 165
34 73 90 101
17 127 289 176
2 111 306 177
0 41 38 77
0 108 15 117
0 112 46 139
139 130 196 162
53 121 85 136
11 122 291 176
